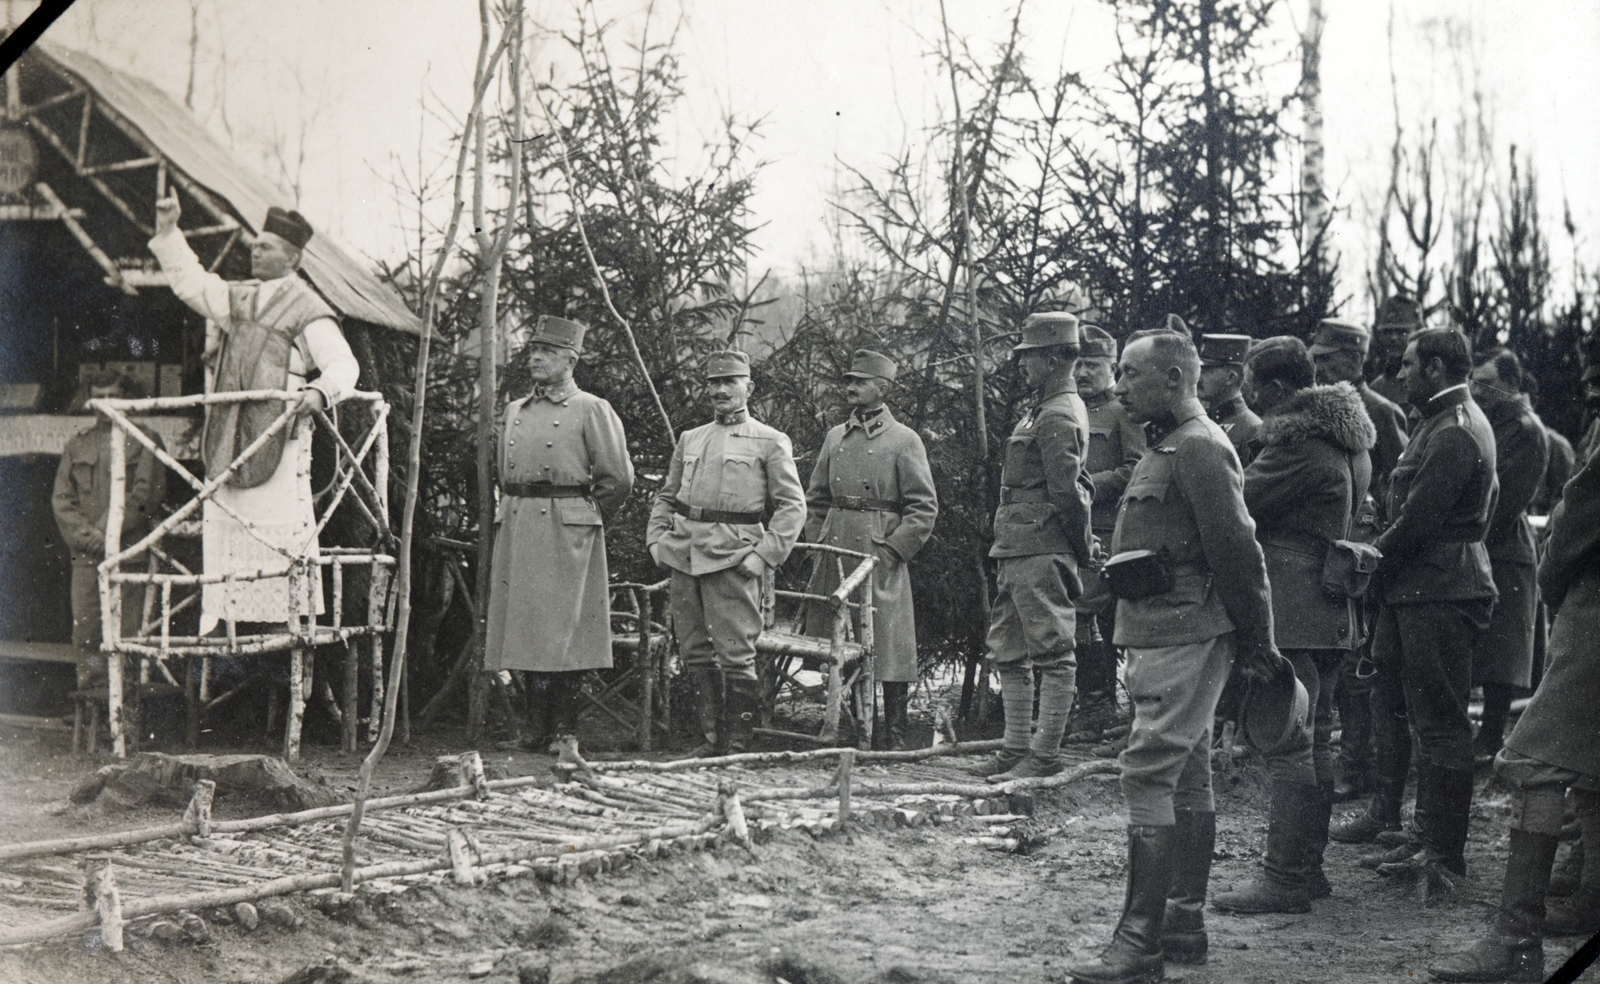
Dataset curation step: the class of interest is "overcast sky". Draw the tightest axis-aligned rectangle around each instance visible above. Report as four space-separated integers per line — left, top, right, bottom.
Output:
18 0 1600 320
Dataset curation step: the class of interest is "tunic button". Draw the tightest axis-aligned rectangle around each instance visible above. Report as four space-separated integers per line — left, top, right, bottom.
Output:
509 440 515 446
513 418 521 427
540 509 547 515
553 421 560 427
547 442 554 447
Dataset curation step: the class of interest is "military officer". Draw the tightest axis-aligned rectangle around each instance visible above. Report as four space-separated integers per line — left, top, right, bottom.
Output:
1067 328 1280 984
647 351 806 757
53 371 167 673
1308 317 1408 801
1211 337 1375 914
484 317 634 749
803 349 938 750
1072 325 1146 725
1428 417 1600 982
1366 295 1423 412
1197 333 1262 465
974 312 1094 783
1342 327 1498 889
1467 349 1549 764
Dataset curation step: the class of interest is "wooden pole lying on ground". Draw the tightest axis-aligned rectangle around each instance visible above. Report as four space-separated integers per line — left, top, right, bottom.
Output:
0 817 721 949
583 738 1006 774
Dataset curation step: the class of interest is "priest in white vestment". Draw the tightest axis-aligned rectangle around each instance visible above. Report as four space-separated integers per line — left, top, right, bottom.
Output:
148 196 360 634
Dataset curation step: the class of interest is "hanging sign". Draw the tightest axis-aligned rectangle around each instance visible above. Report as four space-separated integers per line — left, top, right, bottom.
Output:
0 126 39 197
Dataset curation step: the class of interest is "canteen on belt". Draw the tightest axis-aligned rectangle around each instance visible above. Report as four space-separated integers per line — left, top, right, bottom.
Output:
1242 668 1310 753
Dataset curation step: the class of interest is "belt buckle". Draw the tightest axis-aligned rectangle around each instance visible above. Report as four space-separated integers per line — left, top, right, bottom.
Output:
837 495 860 510
688 505 706 522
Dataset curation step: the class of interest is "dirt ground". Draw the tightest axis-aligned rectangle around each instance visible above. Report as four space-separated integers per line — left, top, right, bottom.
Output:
2 691 1599 984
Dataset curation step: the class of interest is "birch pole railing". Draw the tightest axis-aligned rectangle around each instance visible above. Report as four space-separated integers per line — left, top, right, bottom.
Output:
88 391 396 761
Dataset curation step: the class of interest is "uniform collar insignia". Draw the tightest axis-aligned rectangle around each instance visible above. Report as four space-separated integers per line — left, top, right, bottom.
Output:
1209 396 1247 421
534 378 579 403
716 408 750 426
847 405 891 436
1083 389 1115 410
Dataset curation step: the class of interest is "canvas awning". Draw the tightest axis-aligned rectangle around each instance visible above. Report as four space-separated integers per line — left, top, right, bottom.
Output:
22 40 421 335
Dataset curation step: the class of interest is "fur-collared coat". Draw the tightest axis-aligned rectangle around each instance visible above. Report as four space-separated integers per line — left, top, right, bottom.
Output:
1243 383 1376 651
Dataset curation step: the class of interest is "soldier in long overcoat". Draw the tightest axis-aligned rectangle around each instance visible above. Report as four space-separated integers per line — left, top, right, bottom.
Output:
1468 350 1550 763
484 317 634 748
1428 430 1600 982
803 350 938 750
1211 338 1375 915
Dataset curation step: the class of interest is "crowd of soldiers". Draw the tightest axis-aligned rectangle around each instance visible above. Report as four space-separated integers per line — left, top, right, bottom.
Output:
90 212 1594 984
479 298 1599 984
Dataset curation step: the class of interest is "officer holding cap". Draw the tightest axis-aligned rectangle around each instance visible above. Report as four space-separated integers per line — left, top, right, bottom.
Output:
976 312 1095 783
802 349 938 750
1198 333 1262 465
1067 324 1280 984
485 317 634 750
647 350 806 757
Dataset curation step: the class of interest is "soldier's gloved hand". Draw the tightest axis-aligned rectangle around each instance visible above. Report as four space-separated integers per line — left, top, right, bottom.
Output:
735 552 767 579
1237 639 1291 685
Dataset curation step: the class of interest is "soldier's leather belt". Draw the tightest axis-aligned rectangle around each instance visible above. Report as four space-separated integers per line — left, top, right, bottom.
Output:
672 501 763 524
999 487 1051 504
828 495 903 513
503 482 591 498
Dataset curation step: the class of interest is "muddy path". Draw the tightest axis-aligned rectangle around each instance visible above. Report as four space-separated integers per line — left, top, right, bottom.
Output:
1 712 1598 984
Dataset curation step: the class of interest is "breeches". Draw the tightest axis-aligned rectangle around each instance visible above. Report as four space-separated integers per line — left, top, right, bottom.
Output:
1373 601 1486 772
987 554 1077 665
1119 633 1234 826
670 567 763 682
1494 747 1600 835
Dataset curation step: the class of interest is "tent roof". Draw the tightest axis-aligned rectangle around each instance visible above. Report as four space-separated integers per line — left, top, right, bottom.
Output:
33 40 422 335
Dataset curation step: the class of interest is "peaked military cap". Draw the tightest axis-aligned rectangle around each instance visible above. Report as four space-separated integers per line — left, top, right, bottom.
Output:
263 206 314 249
527 315 587 353
843 349 897 381
1198 333 1252 367
1375 295 1423 333
1012 311 1080 354
1308 318 1370 356
703 349 752 378
1080 324 1117 359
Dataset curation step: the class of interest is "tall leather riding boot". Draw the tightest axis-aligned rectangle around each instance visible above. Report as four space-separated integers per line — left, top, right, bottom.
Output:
548 672 583 738
1212 781 1317 914
1330 701 1410 843
1304 785 1334 899
1162 809 1215 965
1376 761 1473 882
1425 762 1475 876
724 676 760 754
1546 790 1600 937
1475 683 1513 765
882 683 910 751
1428 827 1558 983
685 666 725 758
1066 825 1174 984
523 673 554 751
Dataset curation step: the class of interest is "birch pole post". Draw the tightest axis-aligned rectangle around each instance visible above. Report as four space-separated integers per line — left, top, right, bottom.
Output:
466 0 528 743
339 0 519 892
